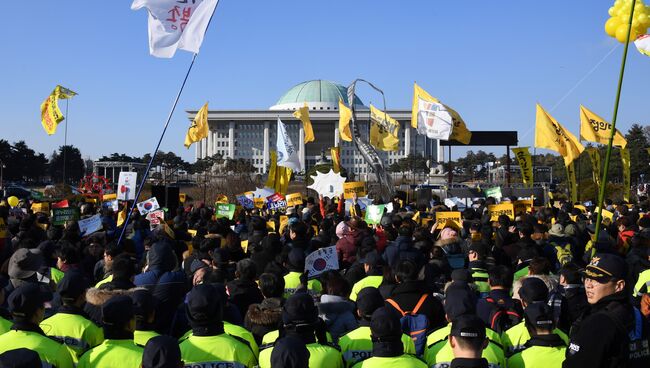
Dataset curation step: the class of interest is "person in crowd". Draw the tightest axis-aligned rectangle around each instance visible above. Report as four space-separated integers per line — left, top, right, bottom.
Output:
131 288 159 347
0 348 42 368
475 265 523 333
448 315 490 368
142 335 184 368
349 250 383 301
245 272 285 344
270 335 310 368
227 259 264 318
317 271 357 341
283 248 322 298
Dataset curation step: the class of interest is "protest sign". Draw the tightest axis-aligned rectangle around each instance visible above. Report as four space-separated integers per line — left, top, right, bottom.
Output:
574 204 587 213
266 193 287 211
241 240 249 254
596 207 614 223
103 193 117 201
489 203 515 221
253 198 265 209
51 207 80 226
305 246 339 278
187 229 197 238
485 187 502 200
179 193 187 203
236 194 255 209
117 172 137 201
365 204 385 225
286 193 303 207
103 199 119 212
78 214 102 236
52 199 69 209
137 197 160 215
513 200 533 215
146 209 165 229
31 202 49 213
215 203 236 220
279 215 289 234
343 182 367 199
435 211 462 230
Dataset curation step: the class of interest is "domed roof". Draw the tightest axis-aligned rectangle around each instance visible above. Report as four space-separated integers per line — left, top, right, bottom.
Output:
269 80 365 111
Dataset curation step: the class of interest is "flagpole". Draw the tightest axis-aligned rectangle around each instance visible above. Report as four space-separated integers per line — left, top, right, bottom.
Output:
593 0 637 256
117 53 199 246
63 99 69 185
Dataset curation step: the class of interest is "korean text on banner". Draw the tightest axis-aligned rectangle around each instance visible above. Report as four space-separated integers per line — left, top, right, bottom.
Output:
513 200 533 215
146 210 165 230
343 182 367 199
215 204 236 220
566 161 578 203
489 203 515 221
579 105 627 148
51 208 80 226
117 172 138 201
285 193 303 207
266 193 287 211
512 147 533 188
484 187 502 201
365 204 385 225
369 105 400 151
586 147 601 187
78 214 102 236
236 194 255 209
31 202 49 214
435 211 462 230
305 246 339 278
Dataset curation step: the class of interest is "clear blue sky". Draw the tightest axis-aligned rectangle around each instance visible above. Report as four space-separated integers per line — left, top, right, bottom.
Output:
1 0 647 163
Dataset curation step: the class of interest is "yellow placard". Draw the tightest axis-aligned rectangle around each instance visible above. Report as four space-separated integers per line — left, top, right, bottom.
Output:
570 215 577 222
597 208 614 222
343 182 366 199
266 221 276 232
187 229 197 238
241 240 249 254
489 203 515 221
435 211 462 230
286 193 303 207
102 193 117 201
254 198 265 209
574 204 587 213
279 215 289 234
513 200 533 215
31 202 50 213
179 193 187 203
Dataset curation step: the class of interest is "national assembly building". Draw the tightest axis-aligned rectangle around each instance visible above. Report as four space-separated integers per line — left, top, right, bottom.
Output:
187 80 442 178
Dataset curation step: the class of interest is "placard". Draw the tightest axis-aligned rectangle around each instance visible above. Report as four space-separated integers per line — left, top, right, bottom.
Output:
285 193 303 207
78 214 102 236
489 203 515 221
215 203 236 220
365 204 385 225
236 194 255 209
51 207 80 226
343 182 367 199
513 200 533 215
31 202 49 213
485 187 503 200
305 246 339 278
146 209 165 229
435 211 462 230
266 193 287 211
253 198 265 209
117 172 137 201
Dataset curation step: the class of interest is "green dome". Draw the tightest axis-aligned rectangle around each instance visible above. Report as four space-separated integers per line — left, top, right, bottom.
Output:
270 80 364 110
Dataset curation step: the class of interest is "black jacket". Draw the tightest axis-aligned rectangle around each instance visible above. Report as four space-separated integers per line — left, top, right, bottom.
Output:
244 297 283 344
384 280 446 331
564 291 634 368
226 279 264 318
450 358 489 368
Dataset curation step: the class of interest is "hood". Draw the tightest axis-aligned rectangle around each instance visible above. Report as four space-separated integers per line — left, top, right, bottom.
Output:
147 240 177 272
317 295 355 317
85 287 147 307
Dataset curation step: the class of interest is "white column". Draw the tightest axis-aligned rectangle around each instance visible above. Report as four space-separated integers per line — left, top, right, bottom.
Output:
436 139 443 163
201 138 207 159
228 121 235 158
207 126 213 157
404 123 411 157
263 121 270 172
299 124 305 171
195 140 200 161
334 127 340 147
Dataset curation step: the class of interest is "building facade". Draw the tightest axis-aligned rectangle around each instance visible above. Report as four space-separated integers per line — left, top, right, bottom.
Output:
188 80 442 177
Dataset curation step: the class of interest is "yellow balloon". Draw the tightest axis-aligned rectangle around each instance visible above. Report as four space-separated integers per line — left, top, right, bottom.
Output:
606 17 622 36
7 196 19 208
609 6 617 16
616 23 642 42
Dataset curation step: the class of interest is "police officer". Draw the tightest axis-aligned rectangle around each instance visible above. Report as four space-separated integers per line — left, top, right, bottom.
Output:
40 271 103 362
0 348 42 368
0 275 12 334
131 288 160 347
142 335 184 368
507 302 566 368
349 251 383 301
468 244 490 297
339 287 415 367
449 315 490 368
179 283 257 367
77 295 144 367
283 248 322 298
0 284 73 368
350 307 427 368
563 253 641 367
259 292 343 368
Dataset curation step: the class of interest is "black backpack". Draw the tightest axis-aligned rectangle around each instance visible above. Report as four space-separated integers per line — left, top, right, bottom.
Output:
485 297 523 334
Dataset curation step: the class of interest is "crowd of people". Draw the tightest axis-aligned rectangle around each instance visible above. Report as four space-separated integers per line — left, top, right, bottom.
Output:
0 192 649 368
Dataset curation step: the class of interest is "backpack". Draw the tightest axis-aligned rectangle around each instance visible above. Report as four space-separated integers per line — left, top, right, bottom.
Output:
485 297 522 334
386 294 430 356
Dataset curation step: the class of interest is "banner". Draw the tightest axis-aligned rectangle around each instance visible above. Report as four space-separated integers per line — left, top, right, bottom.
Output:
566 161 578 203
236 194 255 209
266 193 287 211
137 197 160 215
78 214 102 236
485 187 503 200
513 200 533 215
586 147 601 187
131 0 219 58
146 209 165 229
369 105 399 151
305 246 339 278
265 151 292 195
285 193 303 207
117 172 138 201
435 211 462 230
489 203 515 221
51 208 80 226
535 104 584 166
330 146 341 173
293 103 315 144
512 147 533 188
184 102 209 148
276 118 302 172
365 204 385 225
103 200 119 212
579 105 628 148
621 147 631 202
31 202 49 213
215 203 236 220
343 182 367 199
338 99 353 142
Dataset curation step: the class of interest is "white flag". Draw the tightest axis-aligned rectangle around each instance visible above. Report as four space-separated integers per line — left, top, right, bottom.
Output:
416 98 453 140
305 246 339 278
137 197 160 215
636 34 650 57
131 0 219 58
276 118 302 171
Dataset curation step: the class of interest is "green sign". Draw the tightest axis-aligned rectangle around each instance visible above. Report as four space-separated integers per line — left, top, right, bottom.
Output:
51 207 80 226
484 187 502 200
364 204 385 225
215 203 236 220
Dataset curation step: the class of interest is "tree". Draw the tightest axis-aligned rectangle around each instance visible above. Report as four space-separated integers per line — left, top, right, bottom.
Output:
625 124 650 185
49 145 85 184
0 140 48 183
97 153 141 162
455 150 496 180
189 153 224 174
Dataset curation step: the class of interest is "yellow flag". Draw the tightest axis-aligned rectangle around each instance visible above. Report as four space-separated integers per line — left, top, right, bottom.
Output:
117 206 128 227
512 147 533 188
40 91 64 135
535 104 584 166
621 147 630 202
266 151 292 194
54 85 77 99
566 160 578 203
369 105 400 151
338 99 352 142
331 146 341 173
579 105 627 148
184 102 209 148
266 151 278 189
293 103 315 144
411 83 471 143
586 147 601 187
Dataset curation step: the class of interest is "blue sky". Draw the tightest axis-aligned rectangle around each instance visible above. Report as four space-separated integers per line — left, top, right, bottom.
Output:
1 1 647 163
